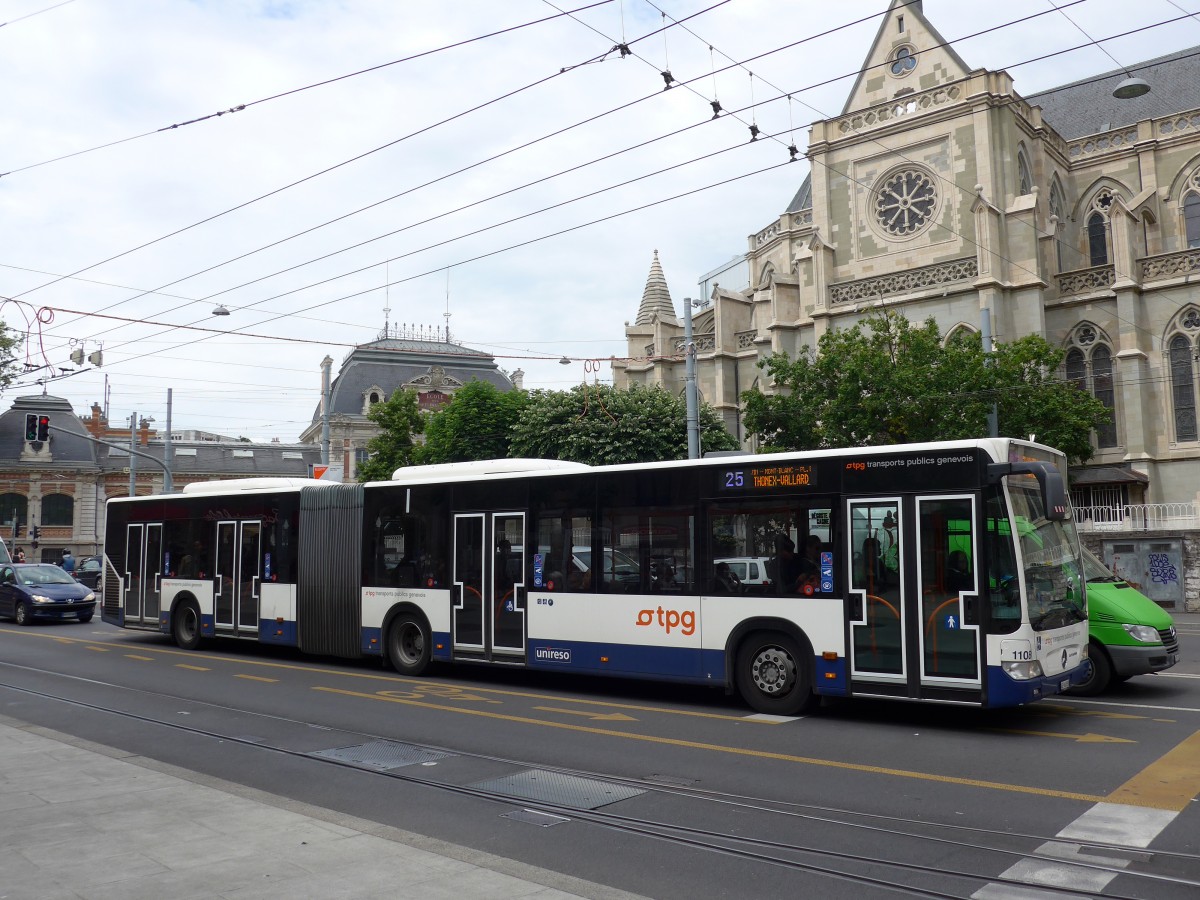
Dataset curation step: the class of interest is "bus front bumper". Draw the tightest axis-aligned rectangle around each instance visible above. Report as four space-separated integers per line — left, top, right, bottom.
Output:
987 662 1092 707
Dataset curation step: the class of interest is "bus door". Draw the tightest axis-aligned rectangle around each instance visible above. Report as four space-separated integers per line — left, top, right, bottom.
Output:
845 497 982 697
452 512 526 660
214 520 261 635
123 523 163 624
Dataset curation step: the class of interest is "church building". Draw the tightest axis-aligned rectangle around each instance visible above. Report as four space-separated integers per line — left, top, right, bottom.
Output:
614 0 1200 509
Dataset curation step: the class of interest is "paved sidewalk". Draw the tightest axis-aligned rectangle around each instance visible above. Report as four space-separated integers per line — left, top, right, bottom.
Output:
0 715 644 900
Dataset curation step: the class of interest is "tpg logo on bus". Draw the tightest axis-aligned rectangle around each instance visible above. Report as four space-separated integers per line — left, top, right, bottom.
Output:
636 606 696 636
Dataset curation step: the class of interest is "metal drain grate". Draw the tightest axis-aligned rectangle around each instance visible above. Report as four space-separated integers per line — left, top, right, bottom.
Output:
471 769 644 809
310 740 453 770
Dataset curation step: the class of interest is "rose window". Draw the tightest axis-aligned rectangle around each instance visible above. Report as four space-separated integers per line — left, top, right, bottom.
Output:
891 47 917 76
1183 308 1200 331
875 169 938 236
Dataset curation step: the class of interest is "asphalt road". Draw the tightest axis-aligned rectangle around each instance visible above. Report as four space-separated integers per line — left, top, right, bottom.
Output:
2 617 1198 899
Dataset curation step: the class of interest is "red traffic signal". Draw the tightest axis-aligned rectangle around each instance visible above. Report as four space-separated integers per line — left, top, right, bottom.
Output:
36 415 50 442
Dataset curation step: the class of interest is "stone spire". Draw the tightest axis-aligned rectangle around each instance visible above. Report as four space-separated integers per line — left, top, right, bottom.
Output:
634 250 678 326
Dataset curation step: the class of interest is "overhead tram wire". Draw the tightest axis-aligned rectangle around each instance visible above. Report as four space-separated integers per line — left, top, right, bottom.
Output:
9 0 712 307
30 10 1195 371
29 0 735 342
30 16 1200 388
0 0 75 29
70 8 1194 353
48 0 1099 350
0 0 616 180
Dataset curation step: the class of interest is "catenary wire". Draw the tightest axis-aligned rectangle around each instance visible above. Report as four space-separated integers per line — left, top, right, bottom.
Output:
0 0 617 179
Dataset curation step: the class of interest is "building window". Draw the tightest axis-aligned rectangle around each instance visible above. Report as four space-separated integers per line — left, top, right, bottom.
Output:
1065 326 1118 449
1087 212 1108 266
354 448 371 465
890 46 917 76
1170 333 1198 442
41 493 74 527
874 167 938 237
1185 193 1200 249
1017 149 1032 196
0 494 27 532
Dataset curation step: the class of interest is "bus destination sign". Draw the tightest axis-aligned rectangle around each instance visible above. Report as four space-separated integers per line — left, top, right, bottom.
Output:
719 463 816 492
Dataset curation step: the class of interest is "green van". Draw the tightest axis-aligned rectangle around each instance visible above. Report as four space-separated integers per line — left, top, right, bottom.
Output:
1071 546 1180 695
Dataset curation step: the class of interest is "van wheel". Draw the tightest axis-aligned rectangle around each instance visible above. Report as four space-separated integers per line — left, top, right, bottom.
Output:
1068 640 1111 696
389 614 431 676
172 601 202 650
735 631 815 716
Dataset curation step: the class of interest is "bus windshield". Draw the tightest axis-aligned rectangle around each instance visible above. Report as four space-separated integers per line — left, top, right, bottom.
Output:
1006 478 1087 632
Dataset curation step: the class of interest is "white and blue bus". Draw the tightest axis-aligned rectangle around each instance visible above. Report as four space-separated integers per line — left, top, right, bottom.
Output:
101 438 1090 714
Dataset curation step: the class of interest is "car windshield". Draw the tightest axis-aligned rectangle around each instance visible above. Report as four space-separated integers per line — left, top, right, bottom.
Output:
1081 546 1121 583
19 565 77 585
1006 480 1087 631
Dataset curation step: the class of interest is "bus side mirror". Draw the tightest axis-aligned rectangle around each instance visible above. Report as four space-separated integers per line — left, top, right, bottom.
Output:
987 462 1070 520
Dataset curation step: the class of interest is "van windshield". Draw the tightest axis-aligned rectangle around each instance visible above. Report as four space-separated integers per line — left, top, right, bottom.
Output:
1081 546 1121 583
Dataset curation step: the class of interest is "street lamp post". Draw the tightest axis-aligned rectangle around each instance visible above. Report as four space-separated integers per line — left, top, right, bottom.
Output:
683 297 700 460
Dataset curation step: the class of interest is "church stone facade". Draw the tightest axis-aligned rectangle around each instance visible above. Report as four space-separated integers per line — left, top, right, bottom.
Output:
614 0 1200 508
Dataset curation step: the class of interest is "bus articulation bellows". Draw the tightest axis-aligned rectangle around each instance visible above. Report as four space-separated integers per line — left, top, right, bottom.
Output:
102 439 1090 713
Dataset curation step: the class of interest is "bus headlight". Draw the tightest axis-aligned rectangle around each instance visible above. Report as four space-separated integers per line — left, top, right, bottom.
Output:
1002 660 1045 680
1122 624 1160 643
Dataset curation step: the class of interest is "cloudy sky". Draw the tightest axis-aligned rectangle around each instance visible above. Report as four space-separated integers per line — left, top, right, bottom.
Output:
2 0 1198 441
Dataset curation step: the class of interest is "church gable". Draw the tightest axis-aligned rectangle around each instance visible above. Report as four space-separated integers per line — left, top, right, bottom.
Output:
840 0 972 115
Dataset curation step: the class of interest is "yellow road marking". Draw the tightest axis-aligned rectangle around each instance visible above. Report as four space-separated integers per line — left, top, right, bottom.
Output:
234 674 278 683
990 728 1134 744
8 628 753 722
1107 730 1200 811
86 646 109 652
175 664 209 671
534 706 637 722
314 686 1106 804
125 654 154 661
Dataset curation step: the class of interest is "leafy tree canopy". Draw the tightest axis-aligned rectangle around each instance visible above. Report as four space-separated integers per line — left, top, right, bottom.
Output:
419 380 528 464
0 321 20 389
356 388 425 482
509 383 739 465
742 311 1110 463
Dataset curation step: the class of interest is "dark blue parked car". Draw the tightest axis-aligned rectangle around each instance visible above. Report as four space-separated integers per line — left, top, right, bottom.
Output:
0 563 96 625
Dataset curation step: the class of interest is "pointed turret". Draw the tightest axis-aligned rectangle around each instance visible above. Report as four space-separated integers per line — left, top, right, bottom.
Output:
634 250 679 325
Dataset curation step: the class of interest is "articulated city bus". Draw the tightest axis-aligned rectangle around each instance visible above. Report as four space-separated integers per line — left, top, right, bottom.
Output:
101 438 1090 713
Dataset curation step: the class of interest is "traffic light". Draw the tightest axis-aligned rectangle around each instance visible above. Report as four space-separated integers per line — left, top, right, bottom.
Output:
36 415 49 442
24 414 37 441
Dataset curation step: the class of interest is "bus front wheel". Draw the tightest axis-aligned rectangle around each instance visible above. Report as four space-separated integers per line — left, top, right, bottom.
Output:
736 631 815 716
172 601 202 651
388 614 431 676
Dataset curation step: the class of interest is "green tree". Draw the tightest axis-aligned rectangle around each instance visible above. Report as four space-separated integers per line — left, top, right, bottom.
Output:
356 388 425 482
509 383 739 465
0 322 20 388
742 311 1110 463
418 381 528 464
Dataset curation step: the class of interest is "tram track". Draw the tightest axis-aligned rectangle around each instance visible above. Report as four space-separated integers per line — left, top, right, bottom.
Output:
2 659 1196 899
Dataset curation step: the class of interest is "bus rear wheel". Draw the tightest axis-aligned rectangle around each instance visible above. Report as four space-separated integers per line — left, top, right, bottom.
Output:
389 614 431 676
172 600 202 651
736 631 815 716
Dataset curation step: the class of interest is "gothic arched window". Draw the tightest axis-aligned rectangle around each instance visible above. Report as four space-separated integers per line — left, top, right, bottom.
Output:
1185 192 1200 249
1170 334 1197 442
1017 149 1032 196
1065 326 1118 449
1087 212 1108 266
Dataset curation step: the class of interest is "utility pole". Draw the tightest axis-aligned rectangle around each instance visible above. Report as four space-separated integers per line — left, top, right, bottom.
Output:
163 389 174 494
683 298 700 459
981 308 999 438
128 411 137 496
320 356 332 465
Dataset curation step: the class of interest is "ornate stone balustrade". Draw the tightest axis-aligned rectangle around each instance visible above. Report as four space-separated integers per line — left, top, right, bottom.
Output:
828 257 977 305
674 335 716 353
1067 127 1139 160
1057 265 1116 296
735 330 758 350
755 221 781 247
644 344 655 357
792 210 813 228
833 83 962 137
1156 108 1200 138
1141 248 1200 282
